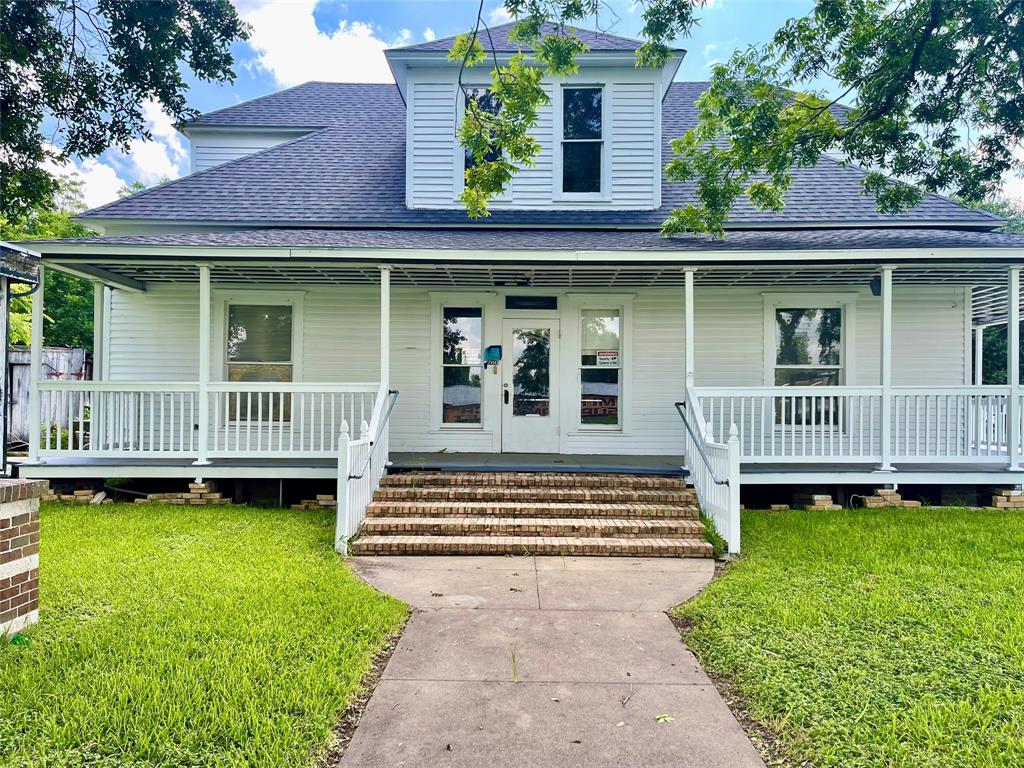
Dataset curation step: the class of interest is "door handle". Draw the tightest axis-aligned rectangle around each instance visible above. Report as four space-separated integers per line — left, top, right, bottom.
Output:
504 389 510 405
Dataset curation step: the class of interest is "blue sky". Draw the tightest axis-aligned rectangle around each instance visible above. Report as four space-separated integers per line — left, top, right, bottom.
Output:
55 0 1021 209
59 0 818 208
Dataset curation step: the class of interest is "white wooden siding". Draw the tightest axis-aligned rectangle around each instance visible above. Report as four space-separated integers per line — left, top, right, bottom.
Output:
409 82 458 206
609 81 658 207
104 283 969 455
188 129 311 173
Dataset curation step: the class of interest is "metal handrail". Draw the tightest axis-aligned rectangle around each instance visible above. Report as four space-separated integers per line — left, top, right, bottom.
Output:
674 400 730 487
349 389 399 480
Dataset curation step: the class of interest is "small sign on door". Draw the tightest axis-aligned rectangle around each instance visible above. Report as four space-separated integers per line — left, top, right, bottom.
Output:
596 350 619 366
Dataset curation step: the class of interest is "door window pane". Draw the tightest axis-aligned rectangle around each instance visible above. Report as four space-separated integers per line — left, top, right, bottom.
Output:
442 307 483 424
775 308 842 366
512 328 550 416
580 310 620 426
443 366 482 424
443 308 482 364
581 369 619 425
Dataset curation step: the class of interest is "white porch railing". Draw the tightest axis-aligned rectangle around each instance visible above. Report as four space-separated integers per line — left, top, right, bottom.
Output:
678 383 741 554
35 381 379 460
697 386 1020 465
38 381 200 457
207 382 378 457
335 386 398 554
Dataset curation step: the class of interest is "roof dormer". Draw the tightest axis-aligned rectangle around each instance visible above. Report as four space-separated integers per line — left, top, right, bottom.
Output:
385 23 683 212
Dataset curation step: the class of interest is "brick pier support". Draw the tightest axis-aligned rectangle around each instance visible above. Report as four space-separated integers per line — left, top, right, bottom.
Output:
0 479 47 636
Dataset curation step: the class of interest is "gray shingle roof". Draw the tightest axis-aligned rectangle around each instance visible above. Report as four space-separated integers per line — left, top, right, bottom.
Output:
38 227 1024 252
86 82 1000 229
391 21 646 53
188 82 397 128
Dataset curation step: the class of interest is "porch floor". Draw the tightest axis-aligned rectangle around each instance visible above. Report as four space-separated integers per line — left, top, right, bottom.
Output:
389 453 687 476
13 453 689 480
15 455 1022 485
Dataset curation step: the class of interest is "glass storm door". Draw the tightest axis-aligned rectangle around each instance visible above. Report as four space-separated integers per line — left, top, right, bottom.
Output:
501 319 559 453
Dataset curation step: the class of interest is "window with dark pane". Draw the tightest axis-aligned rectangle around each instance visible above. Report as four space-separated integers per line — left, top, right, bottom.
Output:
442 307 483 424
580 310 620 425
226 304 293 421
561 87 602 194
773 307 843 425
464 87 502 171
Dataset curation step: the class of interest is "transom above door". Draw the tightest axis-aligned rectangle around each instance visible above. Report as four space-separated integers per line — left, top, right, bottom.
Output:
502 318 560 453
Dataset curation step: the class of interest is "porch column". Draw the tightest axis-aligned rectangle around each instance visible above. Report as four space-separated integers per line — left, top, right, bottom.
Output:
91 281 106 450
879 265 894 471
974 325 984 386
194 264 211 465
27 265 44 463
380 266 391 391
684 269 696 388
92 282 105 380
1009 266 1021 471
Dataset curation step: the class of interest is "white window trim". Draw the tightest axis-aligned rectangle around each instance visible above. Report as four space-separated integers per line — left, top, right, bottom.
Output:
761 292 858 387
213 289 305 383
553 83 612 203
562 294 634 435
430 292 498 432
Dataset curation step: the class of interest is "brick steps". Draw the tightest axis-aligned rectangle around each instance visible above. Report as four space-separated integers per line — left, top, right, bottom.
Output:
354 470 707 558
361 516 705 538
365 500 700 519
379 472 687 490
373 486 695 504
350 535 714 557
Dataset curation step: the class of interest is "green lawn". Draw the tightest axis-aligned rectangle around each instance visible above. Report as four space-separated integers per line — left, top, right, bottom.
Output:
675 508 1024 768
0 502 407 767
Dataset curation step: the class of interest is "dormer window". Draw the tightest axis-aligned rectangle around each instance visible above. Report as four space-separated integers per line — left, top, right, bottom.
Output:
561 87 603 194
464 87 502 171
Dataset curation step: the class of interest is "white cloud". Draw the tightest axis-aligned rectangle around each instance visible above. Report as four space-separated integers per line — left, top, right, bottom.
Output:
424 27 436 42
239 0 402 85
488 5 513 24
122 99 188 185
42 150 126 210
702 42 718 59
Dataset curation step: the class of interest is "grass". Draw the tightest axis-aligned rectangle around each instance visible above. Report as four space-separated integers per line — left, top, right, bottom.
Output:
674 507 1024 768
0 502 407 767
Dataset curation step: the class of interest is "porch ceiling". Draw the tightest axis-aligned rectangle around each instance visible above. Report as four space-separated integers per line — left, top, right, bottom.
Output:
48 258 1023 326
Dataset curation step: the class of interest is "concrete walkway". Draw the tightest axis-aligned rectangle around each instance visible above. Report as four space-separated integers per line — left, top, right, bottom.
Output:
342 556 764 768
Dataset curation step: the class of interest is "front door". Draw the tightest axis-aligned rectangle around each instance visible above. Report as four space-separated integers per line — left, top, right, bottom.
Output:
502 319 559 453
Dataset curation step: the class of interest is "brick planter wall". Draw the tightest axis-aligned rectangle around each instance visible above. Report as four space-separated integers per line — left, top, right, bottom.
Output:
0 478 47 637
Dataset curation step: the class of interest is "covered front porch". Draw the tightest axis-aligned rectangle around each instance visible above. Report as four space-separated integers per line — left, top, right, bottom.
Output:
16 245 1024 550
18 250 1023 473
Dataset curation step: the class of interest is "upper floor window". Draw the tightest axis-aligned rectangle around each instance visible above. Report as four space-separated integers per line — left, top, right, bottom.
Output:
562 87 603 194
464 87 502 171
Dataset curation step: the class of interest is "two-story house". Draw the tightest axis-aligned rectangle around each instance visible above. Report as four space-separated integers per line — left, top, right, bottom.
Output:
22 23 1024 555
